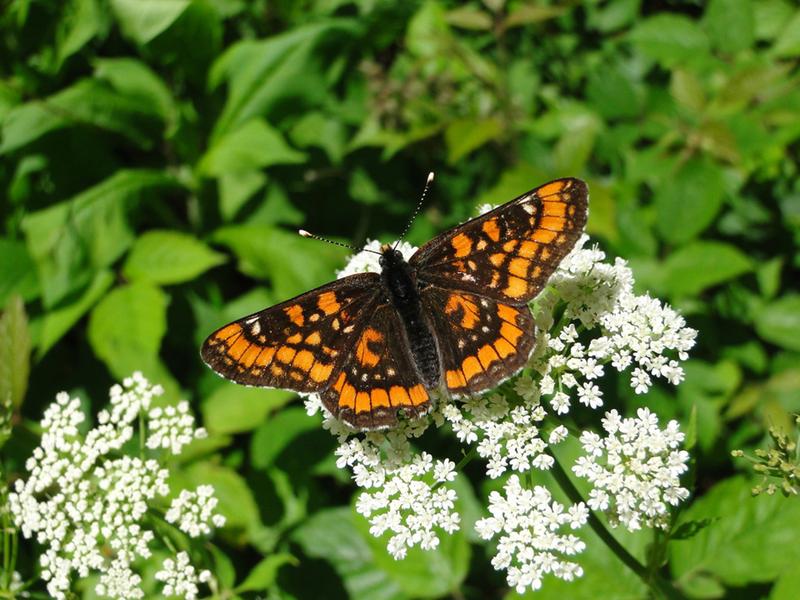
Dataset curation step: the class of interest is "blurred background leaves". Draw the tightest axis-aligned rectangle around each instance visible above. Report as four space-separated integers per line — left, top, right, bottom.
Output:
1 0 799 597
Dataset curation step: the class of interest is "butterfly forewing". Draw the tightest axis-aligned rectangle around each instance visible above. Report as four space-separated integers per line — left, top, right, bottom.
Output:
202 273 380 393
320 304 431 429
410 178 588 304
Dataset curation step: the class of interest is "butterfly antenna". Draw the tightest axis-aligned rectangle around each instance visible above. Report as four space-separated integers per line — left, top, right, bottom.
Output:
298 230 382 255
394 172 434 249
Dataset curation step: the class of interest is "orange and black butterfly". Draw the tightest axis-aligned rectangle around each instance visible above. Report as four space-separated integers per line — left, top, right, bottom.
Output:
202 178 588 429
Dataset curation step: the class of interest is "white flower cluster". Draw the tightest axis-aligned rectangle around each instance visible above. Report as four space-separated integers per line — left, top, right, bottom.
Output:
8 373 221 599
322 412 460 559
147 400 207 454
475 475 588 593
155 551 212 600
308 213 696 592
572 408 690 530
166 485 226 537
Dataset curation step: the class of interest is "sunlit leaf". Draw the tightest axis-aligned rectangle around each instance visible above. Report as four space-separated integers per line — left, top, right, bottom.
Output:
21 170 178 307
654 158 726 244
123 230 226 285
198 118 305 177
110 0 190 45
662 241 753 297
202 385 293 435
0 78 162 153
670 477 800 588
629 14 709 66
755 295 800 351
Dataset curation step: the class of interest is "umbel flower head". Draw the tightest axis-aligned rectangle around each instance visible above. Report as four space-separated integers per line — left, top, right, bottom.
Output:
9 373 225 600
305 219 696 592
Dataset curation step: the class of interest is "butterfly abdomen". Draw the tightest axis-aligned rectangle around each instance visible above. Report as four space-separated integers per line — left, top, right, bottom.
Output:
381 249 440 388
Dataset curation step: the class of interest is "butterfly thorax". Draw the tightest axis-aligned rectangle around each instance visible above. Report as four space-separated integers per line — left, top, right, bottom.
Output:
379 246 440 388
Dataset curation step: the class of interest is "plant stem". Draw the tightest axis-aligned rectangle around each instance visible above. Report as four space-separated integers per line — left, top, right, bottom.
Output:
548 451 680 599
139 410 146 456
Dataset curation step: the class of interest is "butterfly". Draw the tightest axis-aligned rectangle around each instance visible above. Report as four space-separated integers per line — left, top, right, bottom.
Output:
202 178 589 429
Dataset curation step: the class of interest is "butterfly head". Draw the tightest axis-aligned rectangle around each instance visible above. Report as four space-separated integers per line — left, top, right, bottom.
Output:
378 244 405 269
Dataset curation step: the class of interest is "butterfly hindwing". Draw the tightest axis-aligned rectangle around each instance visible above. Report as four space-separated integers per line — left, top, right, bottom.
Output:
420 286 535 394
410 178 588 304
320 303 431 429
201 273 380 393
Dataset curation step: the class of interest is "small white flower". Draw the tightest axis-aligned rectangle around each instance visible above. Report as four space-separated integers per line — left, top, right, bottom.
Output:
434 459 457 482
165 485 226 537
155 551 210 600
146 401 206 455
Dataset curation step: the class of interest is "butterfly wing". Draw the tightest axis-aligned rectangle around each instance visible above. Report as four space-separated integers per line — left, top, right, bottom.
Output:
414 178 588 395
421 287 535 394
411 178 588 304
320 303 431 429
201 273 381 393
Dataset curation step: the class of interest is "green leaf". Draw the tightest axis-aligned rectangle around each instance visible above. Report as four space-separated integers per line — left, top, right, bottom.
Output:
662 241 753 297
654 158 726 244
198 118 305 177
670 69 706 113
210 20 360 139
703 0 754 53
36 269 114 357
289 111 347 164
772 10 800 57
587 0 641 33
123 230 226 285
754 295 800 351
292 507 404 600
0 238 38 305
628 14 710 66
56 0 108 68
87 282 170 382
21 170 178 307
93 57 178 131
250 407 319 470
444 117 503 164
0 296 31 408
212 225 347 300
772 565 800 600
109 0 190 45
504 4 566 28
0 78 162 153
754 1 796 41
670 477 800 589
235 553 298 593
586 67 642 119
202 385 293 435
554 111 602 174
218 170 268 221
445 6 492 30
209 544 236 590
756 257 783 299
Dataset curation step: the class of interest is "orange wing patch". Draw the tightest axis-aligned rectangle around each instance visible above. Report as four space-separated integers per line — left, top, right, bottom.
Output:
445 294 480 329
355 328 384 367
451 232 472 257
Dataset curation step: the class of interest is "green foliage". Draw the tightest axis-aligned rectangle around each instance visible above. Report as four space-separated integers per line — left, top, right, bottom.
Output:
1 0 799 597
